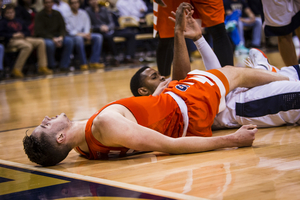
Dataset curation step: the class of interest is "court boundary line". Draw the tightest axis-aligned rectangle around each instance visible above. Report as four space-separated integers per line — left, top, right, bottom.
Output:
0 159 208 200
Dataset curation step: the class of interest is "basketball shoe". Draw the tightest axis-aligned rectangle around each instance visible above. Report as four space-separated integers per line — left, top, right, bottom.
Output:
244 48 279 72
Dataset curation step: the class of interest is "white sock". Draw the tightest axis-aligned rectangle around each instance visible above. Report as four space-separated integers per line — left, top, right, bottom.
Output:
194 37 222 70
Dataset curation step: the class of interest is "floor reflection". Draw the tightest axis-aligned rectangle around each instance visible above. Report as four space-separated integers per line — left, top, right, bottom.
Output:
0 164 175 200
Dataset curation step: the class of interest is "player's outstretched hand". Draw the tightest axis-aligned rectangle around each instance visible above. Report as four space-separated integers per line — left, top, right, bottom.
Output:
232 124 257 147
168 2 202 41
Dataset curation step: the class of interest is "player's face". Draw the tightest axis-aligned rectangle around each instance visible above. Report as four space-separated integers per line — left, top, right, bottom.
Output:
141 68 165 95
32 113 71 139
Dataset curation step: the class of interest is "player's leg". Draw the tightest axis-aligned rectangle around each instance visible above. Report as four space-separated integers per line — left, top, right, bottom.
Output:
234 81 300 127
217 66 289 93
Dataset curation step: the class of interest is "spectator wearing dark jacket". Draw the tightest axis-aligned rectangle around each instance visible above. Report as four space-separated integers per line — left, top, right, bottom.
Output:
0 4 52 78
15 0 37 35
34 0 74 71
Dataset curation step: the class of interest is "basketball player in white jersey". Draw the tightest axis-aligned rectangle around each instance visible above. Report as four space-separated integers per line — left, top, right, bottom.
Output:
130 7 300 129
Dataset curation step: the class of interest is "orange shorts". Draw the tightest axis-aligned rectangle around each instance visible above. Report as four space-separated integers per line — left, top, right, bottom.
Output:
155 0 225 38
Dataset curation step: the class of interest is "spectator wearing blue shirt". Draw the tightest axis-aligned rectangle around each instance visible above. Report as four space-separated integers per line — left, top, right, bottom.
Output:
66 0 104 70
224 0 262 49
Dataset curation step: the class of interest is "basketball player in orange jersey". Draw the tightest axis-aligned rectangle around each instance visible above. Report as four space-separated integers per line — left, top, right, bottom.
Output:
131 5 300 129
154 0 233 77
23 3 290 167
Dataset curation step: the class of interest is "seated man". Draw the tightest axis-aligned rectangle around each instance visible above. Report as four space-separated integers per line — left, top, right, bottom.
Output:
86 0 138 65
66 0 104 70
223 0 262 49
130 4 300 129
34 0 74 72
23 3 290 167
116 0 148 23
52 0 72 21
0 4 52 78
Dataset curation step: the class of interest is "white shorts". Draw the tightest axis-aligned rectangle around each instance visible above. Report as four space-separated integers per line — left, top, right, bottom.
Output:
213 81 300 128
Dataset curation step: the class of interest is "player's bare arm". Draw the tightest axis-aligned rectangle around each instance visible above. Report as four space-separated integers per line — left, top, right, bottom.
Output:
172 3 194 81
93 105 257 153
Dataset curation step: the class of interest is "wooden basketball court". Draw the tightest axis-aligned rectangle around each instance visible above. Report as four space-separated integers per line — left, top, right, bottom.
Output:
0 52 300 200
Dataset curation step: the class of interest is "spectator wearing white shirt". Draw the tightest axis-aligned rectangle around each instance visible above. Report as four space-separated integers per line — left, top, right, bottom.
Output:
66 0 104 70
53 0 72 20
86 0 138 65
116 0 147 22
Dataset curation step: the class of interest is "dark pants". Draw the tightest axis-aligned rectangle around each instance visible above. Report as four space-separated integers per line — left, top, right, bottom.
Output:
156 23 234 77
101 28 136 58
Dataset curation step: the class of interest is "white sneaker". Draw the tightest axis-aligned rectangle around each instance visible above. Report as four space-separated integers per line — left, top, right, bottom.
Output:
244 48 279 72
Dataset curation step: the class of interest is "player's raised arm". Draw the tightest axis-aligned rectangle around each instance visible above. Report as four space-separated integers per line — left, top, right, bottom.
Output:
170 2 222 82
171 3 193 81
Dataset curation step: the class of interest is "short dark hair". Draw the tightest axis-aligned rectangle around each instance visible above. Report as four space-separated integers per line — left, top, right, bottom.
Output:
43 0 54 4
130 66 149 96
2 3 15 14
23 131 71 166
17 0 36 7
68 0 78 5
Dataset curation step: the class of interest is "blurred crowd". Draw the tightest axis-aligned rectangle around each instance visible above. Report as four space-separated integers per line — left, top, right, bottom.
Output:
0 0 154 79
0 0 299 81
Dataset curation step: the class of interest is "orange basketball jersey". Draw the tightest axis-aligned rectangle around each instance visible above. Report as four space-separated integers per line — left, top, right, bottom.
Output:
153 0 225 38
76 69 229 159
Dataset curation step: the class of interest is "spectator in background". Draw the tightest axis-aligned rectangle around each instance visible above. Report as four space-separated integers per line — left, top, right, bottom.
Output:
224 0 262 50
34 0 74 72
261 0 300 66
66 0 104 70
116 0 148 23
247 0 263 18
0 0 2 19
86 0 137 65
224 9 249 55
0 4 52 78
15 0 36 36
52 0 72 20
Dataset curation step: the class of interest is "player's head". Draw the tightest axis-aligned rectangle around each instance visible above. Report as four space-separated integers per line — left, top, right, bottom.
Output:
130 66 166 96
23 113 72 166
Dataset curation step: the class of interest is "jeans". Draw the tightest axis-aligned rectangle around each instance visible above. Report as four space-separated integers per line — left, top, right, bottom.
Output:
72 33 103 65
44 36 74 69
238 17 262 47
0 44 4 70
